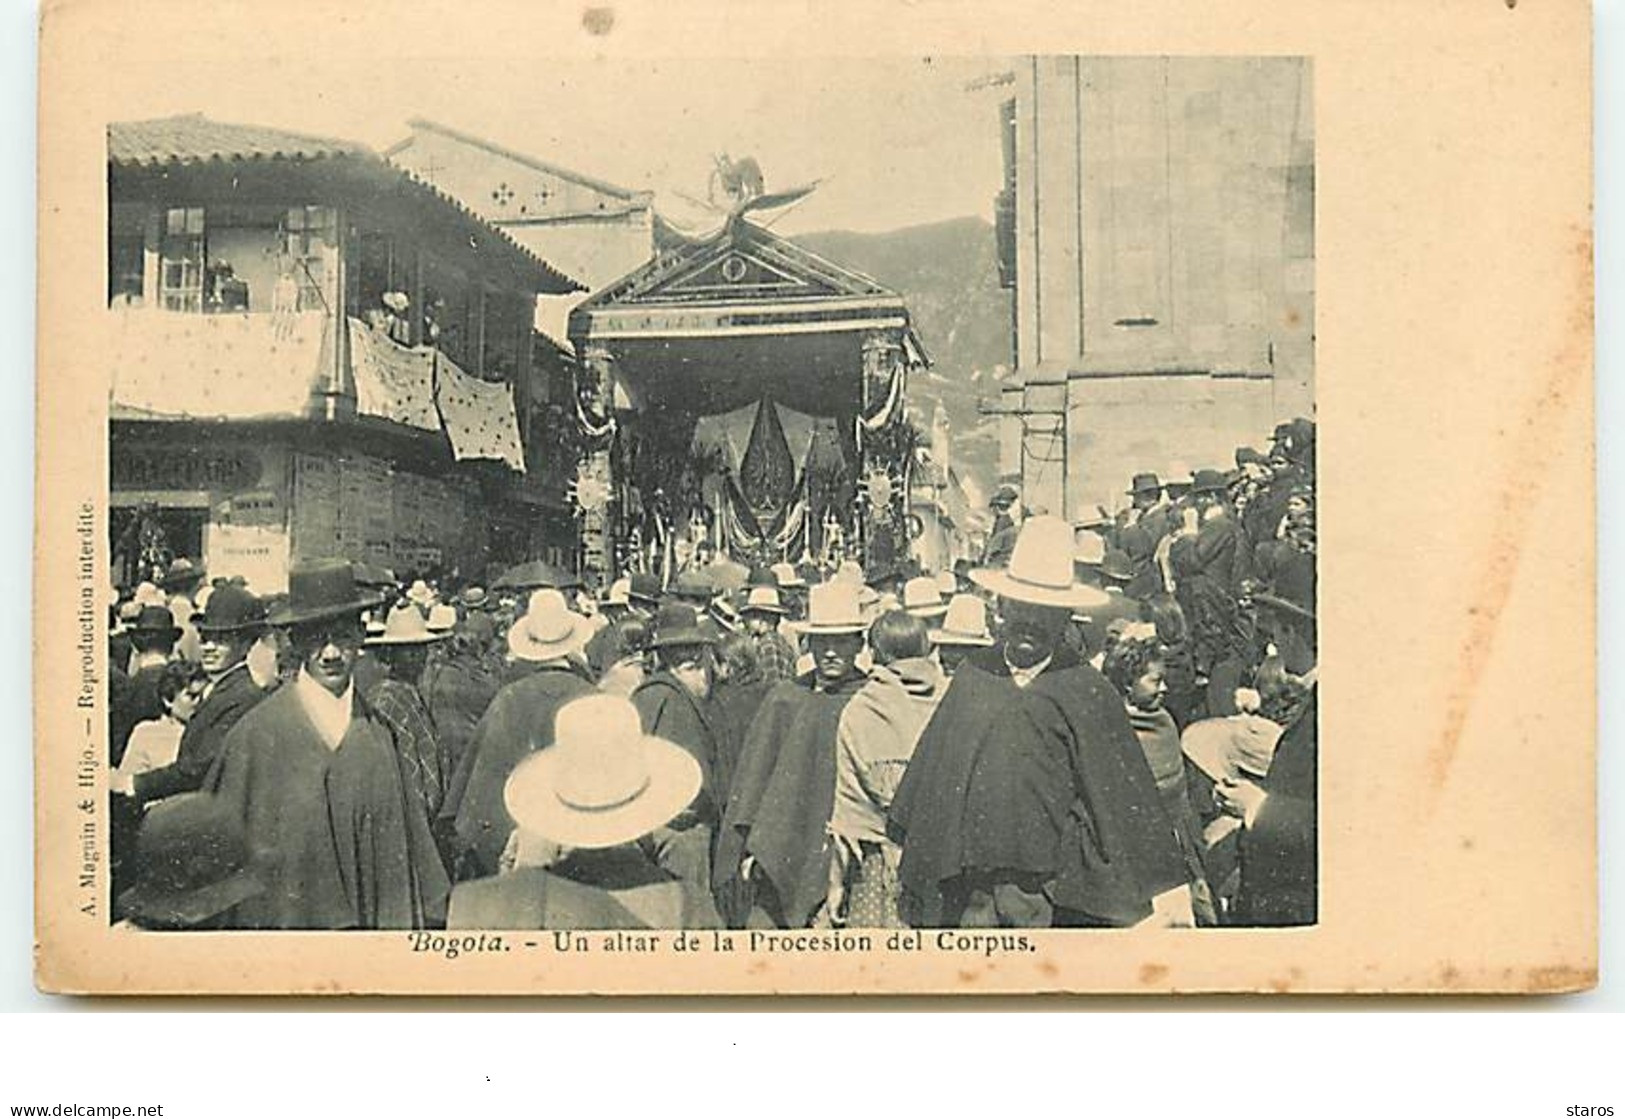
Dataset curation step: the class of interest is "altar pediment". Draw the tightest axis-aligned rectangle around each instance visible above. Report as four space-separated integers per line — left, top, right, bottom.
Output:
571 216 904 327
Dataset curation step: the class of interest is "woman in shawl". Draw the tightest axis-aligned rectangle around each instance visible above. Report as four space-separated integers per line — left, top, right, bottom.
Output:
1100 629 1216 925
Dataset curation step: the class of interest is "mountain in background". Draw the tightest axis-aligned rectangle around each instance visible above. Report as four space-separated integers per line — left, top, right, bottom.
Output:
793 216 1012 503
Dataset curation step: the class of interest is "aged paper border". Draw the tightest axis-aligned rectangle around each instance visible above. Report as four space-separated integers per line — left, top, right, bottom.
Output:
34 0 1596 996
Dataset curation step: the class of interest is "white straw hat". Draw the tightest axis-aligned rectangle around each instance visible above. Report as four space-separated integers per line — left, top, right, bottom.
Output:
970 515 1112 610
901 575 949 618
503 694 701 849
367 603 452 646
506 589 588 662
790 582 868 635
742 585 787 615
929 594 996 647
770 562 807 589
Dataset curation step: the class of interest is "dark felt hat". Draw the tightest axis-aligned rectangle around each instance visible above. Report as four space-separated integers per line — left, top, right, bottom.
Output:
268 559 381 627
160 557 205 592
1128 472 1164 496
1236 446 1266 467
1191 468 1230 494
491 559 582 593
627 572 662 606
129 605 182 641
352 562 399 590
670 570 713 602
190 584 267 635
1100 549 1137 583
117 793 264 928
989 484 1019 509
647 603 717 648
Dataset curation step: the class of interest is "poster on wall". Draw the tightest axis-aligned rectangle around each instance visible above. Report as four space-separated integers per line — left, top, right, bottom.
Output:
290 451 340 561
204 523 291 595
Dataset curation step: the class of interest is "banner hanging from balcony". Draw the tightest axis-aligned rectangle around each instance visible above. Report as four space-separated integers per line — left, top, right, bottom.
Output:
109 309 327 419
434 354 527 473
348 318 439 431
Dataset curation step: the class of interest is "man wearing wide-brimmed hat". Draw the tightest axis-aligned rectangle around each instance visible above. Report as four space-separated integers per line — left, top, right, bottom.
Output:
208 559 449 929
927 593 995 677
445 589 596 878
598 576 635 624
112 584 271 811
899 575 950 621
1069 536 1147 661
625 572 662 619
716 581 870 929
981 484 1021 567
418 611 504 858
364 604 453 831
1115 472 1175 599
738 584 797 683
670 568 714 609
631 604 727 922
890 515 1191 929
1214 580 1317 927
109 605 183 767
161 557 207 664
1167 467 1249 686
447 694 717 930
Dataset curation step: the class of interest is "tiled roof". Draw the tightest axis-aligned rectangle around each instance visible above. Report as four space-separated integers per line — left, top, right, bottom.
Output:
388 118 649 204
108 114 367 166
107 114 585 295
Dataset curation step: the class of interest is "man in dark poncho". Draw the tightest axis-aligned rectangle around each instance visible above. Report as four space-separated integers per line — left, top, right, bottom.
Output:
443 589 595 878
210 561 448 930
633 603 725 917
1169 469 1250 681
890 516 1193 928
714 582 869 928
1216 584 1318 926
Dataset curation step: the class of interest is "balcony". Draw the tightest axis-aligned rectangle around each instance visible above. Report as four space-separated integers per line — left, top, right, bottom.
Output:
108 307 331 421
108 308 528 474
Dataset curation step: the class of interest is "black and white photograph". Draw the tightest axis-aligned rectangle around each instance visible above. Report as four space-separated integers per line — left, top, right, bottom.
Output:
31 0 1593 999
97 55 1316 938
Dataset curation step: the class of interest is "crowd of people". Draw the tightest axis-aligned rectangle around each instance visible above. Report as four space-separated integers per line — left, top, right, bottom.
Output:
106 417 1317 933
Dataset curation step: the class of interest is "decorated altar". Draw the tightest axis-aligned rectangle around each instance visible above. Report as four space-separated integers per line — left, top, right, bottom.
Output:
567 213 928 582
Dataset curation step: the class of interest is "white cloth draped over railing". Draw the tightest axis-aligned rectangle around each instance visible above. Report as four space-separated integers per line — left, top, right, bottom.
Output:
109 308 328 419
349 318 439 431
435 353 527 473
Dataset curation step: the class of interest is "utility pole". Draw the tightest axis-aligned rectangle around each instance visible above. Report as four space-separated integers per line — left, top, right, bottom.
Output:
978 390 1068 519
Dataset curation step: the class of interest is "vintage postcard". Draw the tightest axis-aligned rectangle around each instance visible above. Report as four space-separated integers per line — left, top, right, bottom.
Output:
34 0 1593 995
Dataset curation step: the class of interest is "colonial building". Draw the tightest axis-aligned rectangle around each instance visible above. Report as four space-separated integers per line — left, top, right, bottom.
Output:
107 114 582 593
995 57 1315 518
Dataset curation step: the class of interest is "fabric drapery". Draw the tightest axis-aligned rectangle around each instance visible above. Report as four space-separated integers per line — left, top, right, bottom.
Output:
349 318 439 431
110 309 328 419
435 353 527 473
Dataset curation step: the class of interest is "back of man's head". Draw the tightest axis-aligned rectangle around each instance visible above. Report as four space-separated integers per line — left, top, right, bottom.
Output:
868 610 929 667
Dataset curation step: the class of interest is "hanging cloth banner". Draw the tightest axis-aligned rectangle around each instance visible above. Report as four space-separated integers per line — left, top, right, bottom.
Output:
349 318 439 430
859 364 905 431
110 309 328 420
692 400 761 475
774 402 822 473
435 354 527 473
